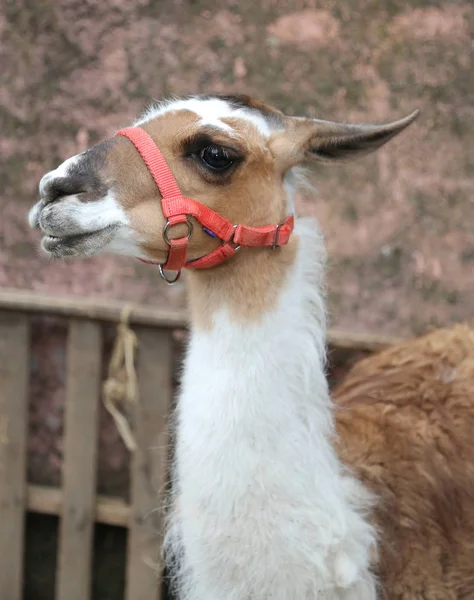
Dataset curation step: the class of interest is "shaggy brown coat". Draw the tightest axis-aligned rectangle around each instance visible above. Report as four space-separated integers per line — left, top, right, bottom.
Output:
334 324 474 599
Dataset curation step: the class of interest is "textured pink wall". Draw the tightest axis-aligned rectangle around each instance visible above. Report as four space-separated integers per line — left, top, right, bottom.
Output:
2 0 473 337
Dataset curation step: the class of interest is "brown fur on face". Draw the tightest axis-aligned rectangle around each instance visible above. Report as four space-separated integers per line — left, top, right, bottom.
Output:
333 324 474 599
105 107 296 325
102 100 416 324
53 95 416 324
107 109 289 262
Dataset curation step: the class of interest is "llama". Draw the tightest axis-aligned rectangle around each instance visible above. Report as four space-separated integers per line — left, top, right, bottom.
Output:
27 94 474 599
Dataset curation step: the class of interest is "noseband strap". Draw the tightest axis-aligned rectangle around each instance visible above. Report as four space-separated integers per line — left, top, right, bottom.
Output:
115 127 294 284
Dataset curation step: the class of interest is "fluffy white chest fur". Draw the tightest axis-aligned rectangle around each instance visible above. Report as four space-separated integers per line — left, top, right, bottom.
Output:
165 219 377 600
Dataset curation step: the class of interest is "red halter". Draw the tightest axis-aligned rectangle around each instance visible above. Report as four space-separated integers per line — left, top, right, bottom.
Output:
115 127 294 284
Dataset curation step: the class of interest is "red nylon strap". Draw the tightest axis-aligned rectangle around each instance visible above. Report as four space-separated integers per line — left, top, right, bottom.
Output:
233 217 294 247
115 126 294 273
116 127 181 199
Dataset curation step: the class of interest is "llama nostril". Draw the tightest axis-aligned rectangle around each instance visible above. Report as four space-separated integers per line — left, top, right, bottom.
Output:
42 176 87 204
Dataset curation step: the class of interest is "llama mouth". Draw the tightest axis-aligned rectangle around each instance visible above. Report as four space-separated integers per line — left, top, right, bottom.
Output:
41 226 118 258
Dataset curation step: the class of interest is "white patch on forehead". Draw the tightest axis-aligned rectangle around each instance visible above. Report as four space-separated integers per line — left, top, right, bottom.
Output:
135 97 272 138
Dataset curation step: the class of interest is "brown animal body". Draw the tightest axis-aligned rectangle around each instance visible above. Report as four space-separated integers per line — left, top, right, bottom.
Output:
335 324 474 598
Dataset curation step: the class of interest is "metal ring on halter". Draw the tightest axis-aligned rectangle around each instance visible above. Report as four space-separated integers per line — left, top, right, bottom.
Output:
272 222 282 249
224 224 241 252
163 217 193 246
158 264 181 285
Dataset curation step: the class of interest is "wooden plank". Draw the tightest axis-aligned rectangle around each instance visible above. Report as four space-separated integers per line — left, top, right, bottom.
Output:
27 484 131 527
0 313 29 600
0 289 402 353
327 329 402 352
125 328 173 600
56 320 102 600
0 288 187 329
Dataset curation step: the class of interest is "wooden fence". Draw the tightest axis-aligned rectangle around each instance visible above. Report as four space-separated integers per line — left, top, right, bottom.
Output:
0 288 398 600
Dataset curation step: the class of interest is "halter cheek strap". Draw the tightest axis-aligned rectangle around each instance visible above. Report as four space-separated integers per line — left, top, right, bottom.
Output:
115 127 294 284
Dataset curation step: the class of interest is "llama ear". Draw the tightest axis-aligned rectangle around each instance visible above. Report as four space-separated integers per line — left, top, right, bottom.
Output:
270 109 420 169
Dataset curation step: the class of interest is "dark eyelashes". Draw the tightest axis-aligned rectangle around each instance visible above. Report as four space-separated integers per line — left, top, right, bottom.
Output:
181 134 244 160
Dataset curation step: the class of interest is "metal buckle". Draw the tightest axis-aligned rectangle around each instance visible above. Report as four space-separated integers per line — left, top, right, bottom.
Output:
272 223 282 249
226 224 240 252
158 265 181 285
163 217 193 246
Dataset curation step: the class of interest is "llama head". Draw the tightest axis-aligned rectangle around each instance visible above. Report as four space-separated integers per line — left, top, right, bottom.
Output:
28 94 419 265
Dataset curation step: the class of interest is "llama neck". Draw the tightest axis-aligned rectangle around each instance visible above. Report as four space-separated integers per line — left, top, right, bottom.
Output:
167 218 376 600
180 219 333 487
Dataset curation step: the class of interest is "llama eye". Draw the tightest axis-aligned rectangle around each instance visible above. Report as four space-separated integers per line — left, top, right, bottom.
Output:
200 146 234 171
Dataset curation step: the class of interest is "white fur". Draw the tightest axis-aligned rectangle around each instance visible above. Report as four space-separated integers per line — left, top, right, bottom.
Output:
55 192 128 232
58 192 148 257
135 97 272 138
58 192 146 256
283 166 314 214
28 201 43 228
30 181 145 257
105 223 146 257
165 218 377 600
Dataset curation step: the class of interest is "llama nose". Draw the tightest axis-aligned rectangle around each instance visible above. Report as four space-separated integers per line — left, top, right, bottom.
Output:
39 171 54 197
41 174 87 205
